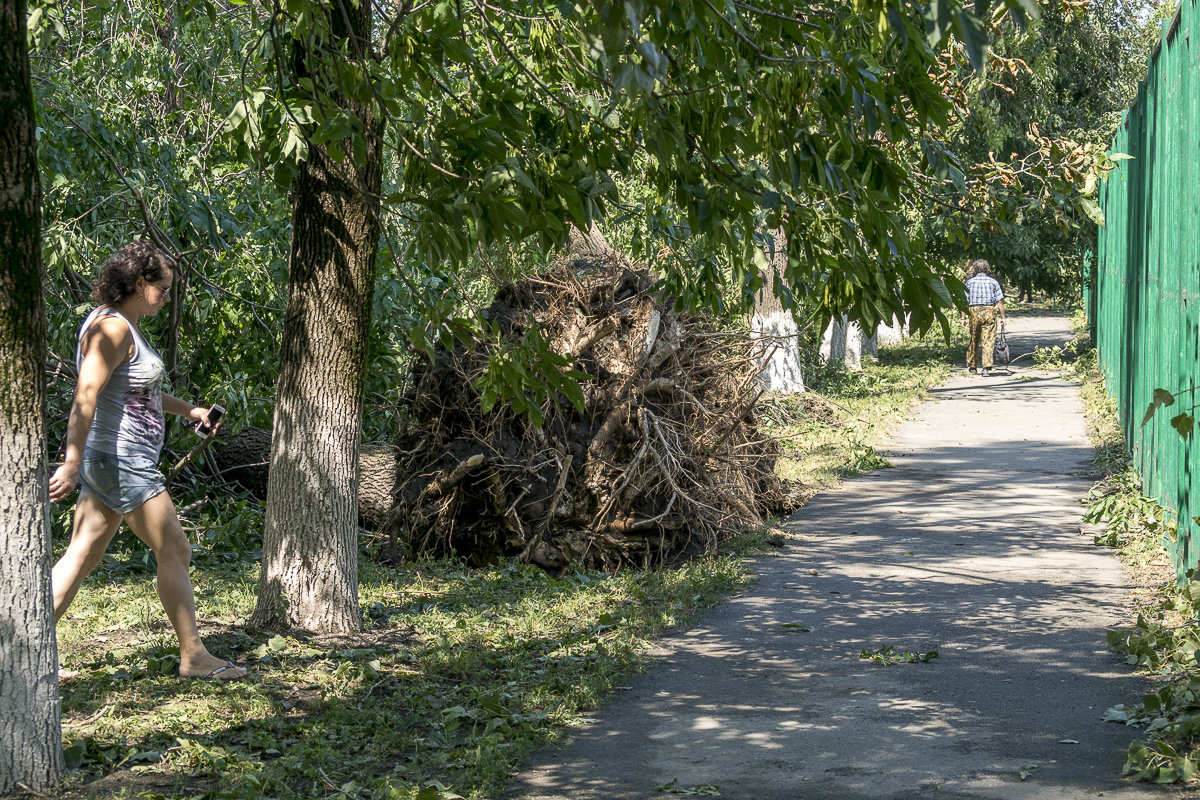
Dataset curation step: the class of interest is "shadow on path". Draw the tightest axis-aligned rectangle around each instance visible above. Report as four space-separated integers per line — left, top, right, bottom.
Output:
505 316 1155 800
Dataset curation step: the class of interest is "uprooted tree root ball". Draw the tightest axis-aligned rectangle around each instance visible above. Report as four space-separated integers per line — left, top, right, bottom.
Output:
382 255 804 570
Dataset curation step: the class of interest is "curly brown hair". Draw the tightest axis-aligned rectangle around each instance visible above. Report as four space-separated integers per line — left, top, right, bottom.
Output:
91 241 176 305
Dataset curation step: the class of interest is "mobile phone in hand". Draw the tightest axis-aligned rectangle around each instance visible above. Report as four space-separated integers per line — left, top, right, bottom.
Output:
196 404 225 436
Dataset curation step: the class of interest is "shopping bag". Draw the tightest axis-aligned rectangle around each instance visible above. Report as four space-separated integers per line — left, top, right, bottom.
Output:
994 330 1011 365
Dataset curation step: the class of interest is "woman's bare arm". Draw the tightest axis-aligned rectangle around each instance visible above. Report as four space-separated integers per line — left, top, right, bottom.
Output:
48 317 131 502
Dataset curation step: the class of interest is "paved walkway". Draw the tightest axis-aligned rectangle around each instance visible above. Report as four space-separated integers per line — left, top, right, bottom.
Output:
506 316 1158 800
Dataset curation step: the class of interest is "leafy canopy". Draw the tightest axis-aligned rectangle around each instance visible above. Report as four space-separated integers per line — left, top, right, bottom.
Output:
917 0 1171 299
222 0 1055 345
28 0 1119 443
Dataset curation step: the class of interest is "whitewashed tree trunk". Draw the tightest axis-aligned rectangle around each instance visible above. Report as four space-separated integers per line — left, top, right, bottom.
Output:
751 310 806 392
842 320 863 370
0 0 63 788
820 316 845 364
876 315 909 346
820 316 874 370
750 230 805 391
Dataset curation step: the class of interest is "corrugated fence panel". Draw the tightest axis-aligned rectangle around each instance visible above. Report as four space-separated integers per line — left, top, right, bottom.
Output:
1094 0 1200 579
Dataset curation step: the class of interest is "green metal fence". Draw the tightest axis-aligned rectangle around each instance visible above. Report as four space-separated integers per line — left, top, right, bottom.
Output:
1095 0 1200 579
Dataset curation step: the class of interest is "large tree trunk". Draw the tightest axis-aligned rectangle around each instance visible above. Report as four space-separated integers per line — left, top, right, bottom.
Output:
0 0 63 791
251 5 383 633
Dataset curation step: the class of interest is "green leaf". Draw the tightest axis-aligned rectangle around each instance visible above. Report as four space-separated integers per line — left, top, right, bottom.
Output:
559 378 586 413
923 0 951 45
1006 0 1041 21
1103 705 1130 723
509 164 543 197
63 739 87 769
1080 197 1105 226
954 7 989 73
1171 413 1194 439
923 276 954 308
1141 388 1176 427
221 99 249 135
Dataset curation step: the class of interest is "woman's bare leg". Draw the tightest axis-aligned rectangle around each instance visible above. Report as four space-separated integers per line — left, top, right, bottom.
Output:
52 492 122 620
123 491 247 679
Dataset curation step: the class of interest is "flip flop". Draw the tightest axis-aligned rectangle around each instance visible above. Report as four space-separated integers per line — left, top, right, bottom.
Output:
58 668 81 683
189 661 250 681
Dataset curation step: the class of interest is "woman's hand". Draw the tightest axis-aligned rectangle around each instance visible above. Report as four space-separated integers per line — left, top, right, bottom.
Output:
189 405 223 436
49 462 79 503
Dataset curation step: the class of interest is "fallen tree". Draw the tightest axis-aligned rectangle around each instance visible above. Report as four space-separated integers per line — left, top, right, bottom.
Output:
381 254 803 570
212 253 805 570
211 427 398 531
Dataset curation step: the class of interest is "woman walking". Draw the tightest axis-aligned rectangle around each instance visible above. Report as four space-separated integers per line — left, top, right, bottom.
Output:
48 241 248 681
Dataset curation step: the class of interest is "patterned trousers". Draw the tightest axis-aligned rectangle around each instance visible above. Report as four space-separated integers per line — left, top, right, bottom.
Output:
967 305 997 369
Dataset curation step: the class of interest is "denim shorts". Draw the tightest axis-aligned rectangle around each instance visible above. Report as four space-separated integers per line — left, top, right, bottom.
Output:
78 449 166 514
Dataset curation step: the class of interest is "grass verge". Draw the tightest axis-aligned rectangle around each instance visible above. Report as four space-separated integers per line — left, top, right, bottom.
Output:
53 331 963 800
1065 320 1200 784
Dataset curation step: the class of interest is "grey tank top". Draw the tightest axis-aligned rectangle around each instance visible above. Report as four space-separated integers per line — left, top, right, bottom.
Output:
75 307 166 459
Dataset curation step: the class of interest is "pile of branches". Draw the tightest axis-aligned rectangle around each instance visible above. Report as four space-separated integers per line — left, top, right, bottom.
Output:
382 254 802 570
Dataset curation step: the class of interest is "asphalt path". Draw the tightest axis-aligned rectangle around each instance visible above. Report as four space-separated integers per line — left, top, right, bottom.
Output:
505 315 1158 800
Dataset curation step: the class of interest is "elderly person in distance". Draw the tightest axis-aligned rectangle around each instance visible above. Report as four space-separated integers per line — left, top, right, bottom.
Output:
961 258 1006 377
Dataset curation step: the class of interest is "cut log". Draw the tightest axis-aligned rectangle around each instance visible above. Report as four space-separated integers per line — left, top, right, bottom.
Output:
211 426 399 530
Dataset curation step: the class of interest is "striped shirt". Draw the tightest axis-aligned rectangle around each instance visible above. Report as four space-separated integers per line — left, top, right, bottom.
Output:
966 274 1004 307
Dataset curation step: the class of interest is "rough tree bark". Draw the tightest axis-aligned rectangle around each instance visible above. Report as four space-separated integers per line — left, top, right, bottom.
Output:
251 3 383 633
0 0 63 791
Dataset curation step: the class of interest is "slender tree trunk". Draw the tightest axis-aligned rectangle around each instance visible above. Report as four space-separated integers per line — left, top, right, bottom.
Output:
0 0 63 791
154 7 184 385
752 229 807 392
251 3 383 633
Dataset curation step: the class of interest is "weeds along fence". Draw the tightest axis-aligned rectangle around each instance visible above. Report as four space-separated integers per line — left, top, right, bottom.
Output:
1094 0 1200 580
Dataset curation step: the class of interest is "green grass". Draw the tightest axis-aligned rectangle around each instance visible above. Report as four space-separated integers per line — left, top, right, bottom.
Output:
1068 331 1200 784
58 552 754 800
53 331 965 800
